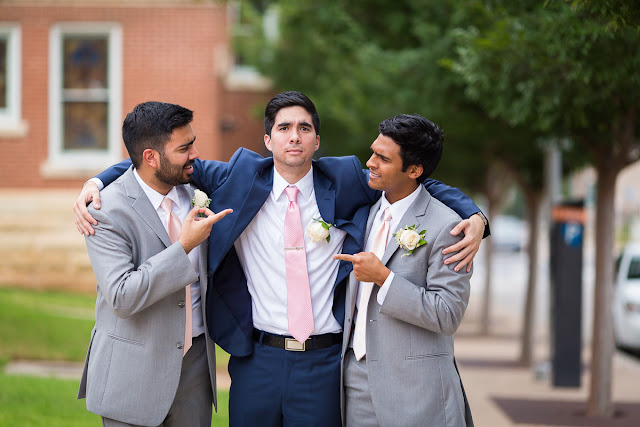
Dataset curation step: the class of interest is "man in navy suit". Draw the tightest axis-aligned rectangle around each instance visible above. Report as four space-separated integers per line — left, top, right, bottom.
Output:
74 92 488 426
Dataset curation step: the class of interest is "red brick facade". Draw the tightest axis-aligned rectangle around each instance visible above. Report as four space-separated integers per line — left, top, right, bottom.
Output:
0 1 270 189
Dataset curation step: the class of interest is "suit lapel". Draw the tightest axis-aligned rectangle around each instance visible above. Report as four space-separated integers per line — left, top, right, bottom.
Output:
365 198 383 240
123 168 173 248
381 187 431 265
313 167 335 226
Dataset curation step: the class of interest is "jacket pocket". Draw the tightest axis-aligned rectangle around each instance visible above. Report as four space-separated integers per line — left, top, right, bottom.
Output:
106 333 144 346
405 352 449 360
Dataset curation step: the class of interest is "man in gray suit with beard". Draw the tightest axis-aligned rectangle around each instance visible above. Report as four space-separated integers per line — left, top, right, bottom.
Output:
78 101 232 426
335 114 473 426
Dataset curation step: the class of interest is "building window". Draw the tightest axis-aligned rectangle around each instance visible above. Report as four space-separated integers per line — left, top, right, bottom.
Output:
44 23 122 177
222 2 274 91
0 23 26 136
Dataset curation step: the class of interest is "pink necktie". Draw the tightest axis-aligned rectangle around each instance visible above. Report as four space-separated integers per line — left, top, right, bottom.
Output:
161 197 192 356
284 186 315 343
353 207 392 360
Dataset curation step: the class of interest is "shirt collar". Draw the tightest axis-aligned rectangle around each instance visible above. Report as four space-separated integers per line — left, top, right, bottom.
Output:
380 185 422 223
272 166 314 201
133 168 187 211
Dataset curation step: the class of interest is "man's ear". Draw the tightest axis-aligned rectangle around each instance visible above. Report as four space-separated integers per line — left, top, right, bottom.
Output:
407 164 423 180
264 134 273 153
142 148 159 169
314 135 320 152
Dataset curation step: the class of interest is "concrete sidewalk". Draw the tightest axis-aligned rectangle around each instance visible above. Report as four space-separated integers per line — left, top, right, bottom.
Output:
454 322 640 426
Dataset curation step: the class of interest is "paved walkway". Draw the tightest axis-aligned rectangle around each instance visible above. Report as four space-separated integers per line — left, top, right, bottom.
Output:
455 321 640 426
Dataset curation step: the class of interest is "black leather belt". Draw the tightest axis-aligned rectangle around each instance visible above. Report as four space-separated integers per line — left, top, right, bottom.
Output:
253 328 342 352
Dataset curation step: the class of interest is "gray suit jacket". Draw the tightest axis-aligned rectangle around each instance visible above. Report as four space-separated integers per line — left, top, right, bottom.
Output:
341 186 473 426
77 167 217 426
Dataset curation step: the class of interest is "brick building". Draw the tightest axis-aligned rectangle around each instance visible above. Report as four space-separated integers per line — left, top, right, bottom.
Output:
0 0 272 291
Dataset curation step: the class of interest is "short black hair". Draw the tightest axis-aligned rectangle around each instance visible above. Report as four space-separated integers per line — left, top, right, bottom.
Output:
264 91 320 137
122 101 194 168
378 114 444 183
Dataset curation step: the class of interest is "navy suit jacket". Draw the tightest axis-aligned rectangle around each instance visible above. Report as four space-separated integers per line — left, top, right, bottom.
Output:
96 148 485 357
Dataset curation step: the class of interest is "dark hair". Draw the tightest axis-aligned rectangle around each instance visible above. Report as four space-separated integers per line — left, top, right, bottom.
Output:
264 91 320 137
378 114 444 183
122 101 194 168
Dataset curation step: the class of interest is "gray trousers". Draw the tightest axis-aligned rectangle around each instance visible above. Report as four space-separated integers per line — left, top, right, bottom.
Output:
102 334 213 427
344 348 380 427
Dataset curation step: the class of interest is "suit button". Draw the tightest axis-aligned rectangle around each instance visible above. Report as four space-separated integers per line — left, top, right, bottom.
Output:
177 342 184 350
178 300 186 308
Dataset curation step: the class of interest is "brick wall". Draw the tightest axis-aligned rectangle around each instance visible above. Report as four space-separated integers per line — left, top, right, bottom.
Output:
0 2 228 188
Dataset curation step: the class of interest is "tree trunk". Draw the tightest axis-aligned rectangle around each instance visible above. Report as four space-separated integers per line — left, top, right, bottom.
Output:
519 192 542 365
587 163 618 417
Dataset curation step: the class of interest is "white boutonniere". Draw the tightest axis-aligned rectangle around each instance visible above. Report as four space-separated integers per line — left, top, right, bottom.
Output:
191 189 211 217
306 218 334 243
393 225 427 257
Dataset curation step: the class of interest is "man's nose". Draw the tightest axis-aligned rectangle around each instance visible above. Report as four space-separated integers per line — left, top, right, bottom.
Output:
366 155 375 168
190 146 200 160
289 129 300 143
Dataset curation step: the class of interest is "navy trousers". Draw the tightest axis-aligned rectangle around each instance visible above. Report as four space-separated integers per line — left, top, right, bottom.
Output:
228 338 342 427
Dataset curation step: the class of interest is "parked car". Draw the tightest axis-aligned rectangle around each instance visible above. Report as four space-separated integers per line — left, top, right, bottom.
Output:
613 242 640 350
490 215 528 252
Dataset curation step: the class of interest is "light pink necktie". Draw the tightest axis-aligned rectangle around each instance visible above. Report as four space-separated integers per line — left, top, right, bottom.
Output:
161 197 192 356
353 207 392 360
284 186 315 343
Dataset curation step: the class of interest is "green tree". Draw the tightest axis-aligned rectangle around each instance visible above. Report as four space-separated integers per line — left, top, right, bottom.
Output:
563 0 640 31
237 0 578 351
451 0 640 416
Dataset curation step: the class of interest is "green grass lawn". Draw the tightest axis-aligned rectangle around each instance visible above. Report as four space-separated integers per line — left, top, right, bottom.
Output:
0 287 230 368
0 372 230 426
0 287 96 365
0 287 230 425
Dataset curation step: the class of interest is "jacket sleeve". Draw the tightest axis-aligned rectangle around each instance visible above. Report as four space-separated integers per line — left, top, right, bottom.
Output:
84 206 198 318
95 159 132 187
423 178 490 238
379 218 472 335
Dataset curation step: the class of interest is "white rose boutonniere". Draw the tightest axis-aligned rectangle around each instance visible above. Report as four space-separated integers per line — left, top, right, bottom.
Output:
393 225 427 257
306 218 333 243
191 189 211 217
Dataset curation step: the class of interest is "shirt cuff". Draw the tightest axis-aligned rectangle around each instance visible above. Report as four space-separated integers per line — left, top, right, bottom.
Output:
376 271 395 305
87 177 104 190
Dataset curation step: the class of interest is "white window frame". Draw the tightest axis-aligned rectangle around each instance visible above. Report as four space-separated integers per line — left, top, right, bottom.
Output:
43 22 122 177
0 23 27 137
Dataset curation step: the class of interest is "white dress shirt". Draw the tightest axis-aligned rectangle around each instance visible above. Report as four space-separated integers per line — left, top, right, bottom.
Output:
358 185 422 306
234 166 347 336
133 169 204 338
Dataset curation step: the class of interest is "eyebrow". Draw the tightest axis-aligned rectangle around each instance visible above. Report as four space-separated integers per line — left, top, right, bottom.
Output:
370 145 390 161
178 136 196 149
276 121 313 129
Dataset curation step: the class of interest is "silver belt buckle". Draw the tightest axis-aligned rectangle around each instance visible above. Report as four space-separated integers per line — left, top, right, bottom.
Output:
285 338 306 351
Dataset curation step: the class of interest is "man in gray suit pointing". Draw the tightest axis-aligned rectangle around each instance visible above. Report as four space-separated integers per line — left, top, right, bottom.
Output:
78 101 232 426
335 114 473 426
